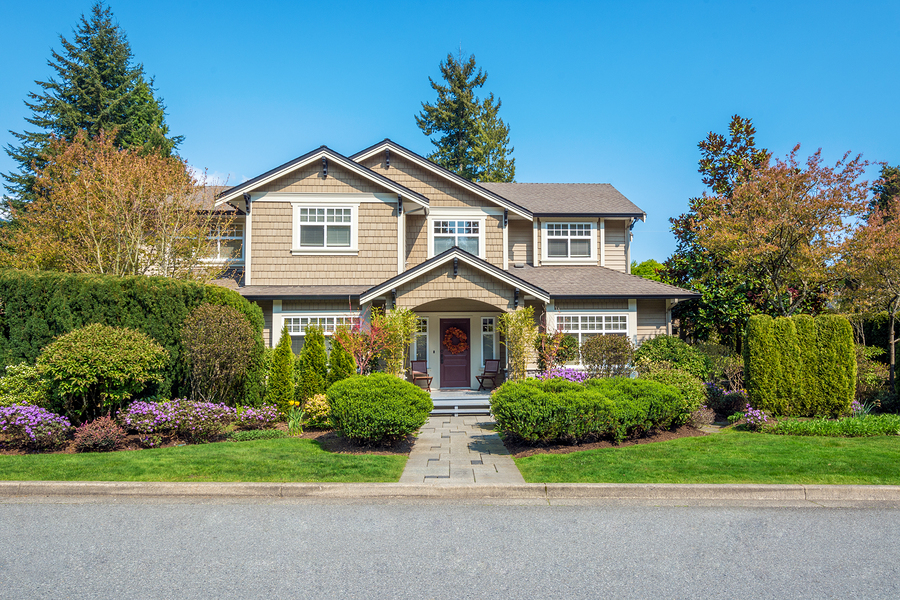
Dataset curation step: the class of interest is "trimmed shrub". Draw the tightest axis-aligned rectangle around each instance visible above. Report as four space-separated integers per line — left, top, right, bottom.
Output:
326 373 432 444
792 314 818 415
73 416 127 452
0 363 50 407
0 404 72 449
633 335 712 380
535 333 580 372
772 317 801 415
815 315 856 416
181 304 256 405
295 326 327 403
767 414 900 437
743 315 779 412
227 429 289 442
639 366 707 420
303 393 331 429
580 335 634 378
491 377 685 444
268 325 295 415
37 324 168 423
327 335 356 387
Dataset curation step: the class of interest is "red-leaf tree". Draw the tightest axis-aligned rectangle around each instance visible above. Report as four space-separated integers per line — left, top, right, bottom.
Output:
333 319 388 375
695 146 870 317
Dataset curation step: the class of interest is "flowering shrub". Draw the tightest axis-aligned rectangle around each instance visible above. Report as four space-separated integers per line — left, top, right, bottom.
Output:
303 393 330 429
234 404 280 430
704 383 748 416
74 416 127 452
118 399 238 445
743 403 770 432
538 368 589 384
0 404 72 449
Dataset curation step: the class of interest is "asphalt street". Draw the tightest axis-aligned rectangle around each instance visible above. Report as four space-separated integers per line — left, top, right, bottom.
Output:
1 497 898 599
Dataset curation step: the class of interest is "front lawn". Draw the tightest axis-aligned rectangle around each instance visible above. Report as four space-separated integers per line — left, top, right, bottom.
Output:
0 437 407 483
515 429 900 485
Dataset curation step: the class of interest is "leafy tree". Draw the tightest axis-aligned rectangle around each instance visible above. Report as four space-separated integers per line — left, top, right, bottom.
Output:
333 318 388 375
3 1 182 208
695 146 869 317
295 326 327 403
267 325 295 415
664 115 769 348
375 307 421 377
180 304 256 405
326 332 356 387
630 259 665 282
36 323 168 422
580 335 635 378
869 164 900 219
498 306 538 381
415 52 515 182
0 131 222 279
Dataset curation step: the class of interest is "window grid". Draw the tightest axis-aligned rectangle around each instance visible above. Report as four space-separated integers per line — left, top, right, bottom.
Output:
285 316 356 335
482 317 496 365
546 223 592 259
297 207 353 248
412 318 428 364
210 221 243 261
433 220 480 255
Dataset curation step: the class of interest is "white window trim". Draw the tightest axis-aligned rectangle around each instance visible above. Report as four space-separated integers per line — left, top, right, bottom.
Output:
291 202 359 256
410 317 429 368
551 311 633 366
427 217 486 260
203 218 245 264
277 313 359 345
480 316 498 368
540 218 598 265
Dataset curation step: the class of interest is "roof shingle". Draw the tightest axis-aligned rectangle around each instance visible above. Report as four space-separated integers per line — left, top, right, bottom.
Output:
479 182 645 217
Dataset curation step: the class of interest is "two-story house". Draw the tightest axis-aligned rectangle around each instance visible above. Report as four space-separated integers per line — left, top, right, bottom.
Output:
213 139 698 389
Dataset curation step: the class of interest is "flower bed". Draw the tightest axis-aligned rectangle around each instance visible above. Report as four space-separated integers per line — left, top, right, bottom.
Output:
0 404 72 450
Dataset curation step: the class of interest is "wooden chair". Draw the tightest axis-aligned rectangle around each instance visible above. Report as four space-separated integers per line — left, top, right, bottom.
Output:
476 359 501 391
410 360 433 392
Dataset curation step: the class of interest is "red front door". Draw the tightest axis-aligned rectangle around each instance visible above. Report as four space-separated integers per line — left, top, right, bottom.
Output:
440 319 471 388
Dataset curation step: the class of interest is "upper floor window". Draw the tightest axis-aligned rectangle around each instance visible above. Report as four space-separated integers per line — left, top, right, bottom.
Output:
209 220 243 262
291 204 358 255
433 220 480 255
547 223 591 258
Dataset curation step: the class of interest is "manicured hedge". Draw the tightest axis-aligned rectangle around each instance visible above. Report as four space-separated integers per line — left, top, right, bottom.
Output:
490 377 685 444
327 374 433 444
0 270 265 404
744 314 856 417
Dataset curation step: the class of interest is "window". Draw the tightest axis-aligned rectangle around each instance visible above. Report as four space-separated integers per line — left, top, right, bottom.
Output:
298 207 352 248
433 220 480 255
411 318 428 365
284 315 356 335
482 317 496 365
208 221 243 262
556 314 628 347
546 223 591 258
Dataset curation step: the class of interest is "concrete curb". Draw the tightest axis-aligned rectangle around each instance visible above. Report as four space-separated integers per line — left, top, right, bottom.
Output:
2 481 900 502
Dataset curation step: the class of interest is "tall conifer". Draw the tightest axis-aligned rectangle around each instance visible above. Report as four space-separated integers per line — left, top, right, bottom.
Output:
4 1 182 209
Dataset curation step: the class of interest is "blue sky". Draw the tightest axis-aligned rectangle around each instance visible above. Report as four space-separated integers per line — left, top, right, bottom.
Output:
2 0 898 263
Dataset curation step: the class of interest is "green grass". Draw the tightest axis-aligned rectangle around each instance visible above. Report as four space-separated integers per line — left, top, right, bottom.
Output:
0 438 407 483
515 429 900 485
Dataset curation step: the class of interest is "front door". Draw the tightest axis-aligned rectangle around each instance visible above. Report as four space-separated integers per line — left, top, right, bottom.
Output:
440 319 471 388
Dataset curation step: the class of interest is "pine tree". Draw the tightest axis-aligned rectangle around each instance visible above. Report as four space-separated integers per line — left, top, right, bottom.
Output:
3 2 183 210
295 326 327 403
327 333 356 387
415 52 514 182
268 325 295 415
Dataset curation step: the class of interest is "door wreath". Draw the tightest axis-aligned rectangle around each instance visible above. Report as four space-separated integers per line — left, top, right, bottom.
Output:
442 327 469 354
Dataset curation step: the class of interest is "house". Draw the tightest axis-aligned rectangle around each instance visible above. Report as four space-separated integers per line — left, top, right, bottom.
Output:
213 139 698 389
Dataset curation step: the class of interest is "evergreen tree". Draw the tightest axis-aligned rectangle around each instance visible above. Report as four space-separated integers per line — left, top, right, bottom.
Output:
294 326 327 403
869 164 899 220
268 325 295 415
3 2 183 210
416 52 514 182
327 333 356 387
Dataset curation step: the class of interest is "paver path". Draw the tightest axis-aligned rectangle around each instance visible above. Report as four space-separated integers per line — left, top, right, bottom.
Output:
400 416 525 484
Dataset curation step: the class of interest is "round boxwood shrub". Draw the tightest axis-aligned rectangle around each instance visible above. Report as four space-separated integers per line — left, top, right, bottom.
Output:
638 366 707 422
73 416 127 452
326 374 433 445
633 335 711 380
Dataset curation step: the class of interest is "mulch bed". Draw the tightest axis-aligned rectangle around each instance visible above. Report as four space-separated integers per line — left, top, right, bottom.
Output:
502 424 708 458
304 429 415 456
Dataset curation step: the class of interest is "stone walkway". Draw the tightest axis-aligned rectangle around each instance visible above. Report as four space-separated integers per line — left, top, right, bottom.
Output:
399 416 525 484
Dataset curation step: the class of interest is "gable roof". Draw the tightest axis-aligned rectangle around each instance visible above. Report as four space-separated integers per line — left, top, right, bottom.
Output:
479 183 646 218
512 265 698 299
350 139 532 219
360 246 550 305
214 145 430 209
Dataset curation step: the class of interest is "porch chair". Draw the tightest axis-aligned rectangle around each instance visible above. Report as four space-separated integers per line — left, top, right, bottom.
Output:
476 359 501 391
410 360 433 392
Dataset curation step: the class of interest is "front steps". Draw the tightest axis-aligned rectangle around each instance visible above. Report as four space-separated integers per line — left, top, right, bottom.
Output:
429 389 492 416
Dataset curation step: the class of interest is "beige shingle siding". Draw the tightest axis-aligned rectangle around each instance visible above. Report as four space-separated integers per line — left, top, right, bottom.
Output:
395 263 515 311
508 220 532 264
406 214 427 267
256 300 273 348
636 298 667 343
259 161 384 194
604 220 627 272
361 154 492 208
554 299 629 310
485 214 504 267
250 201 398 286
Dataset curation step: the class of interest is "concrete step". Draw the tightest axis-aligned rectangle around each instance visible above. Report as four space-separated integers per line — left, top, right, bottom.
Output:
430 396 492 417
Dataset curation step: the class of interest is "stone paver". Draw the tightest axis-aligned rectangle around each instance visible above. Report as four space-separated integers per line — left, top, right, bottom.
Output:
400 416 525 484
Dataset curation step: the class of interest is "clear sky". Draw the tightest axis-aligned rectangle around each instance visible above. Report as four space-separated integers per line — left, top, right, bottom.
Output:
2 0 898 263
